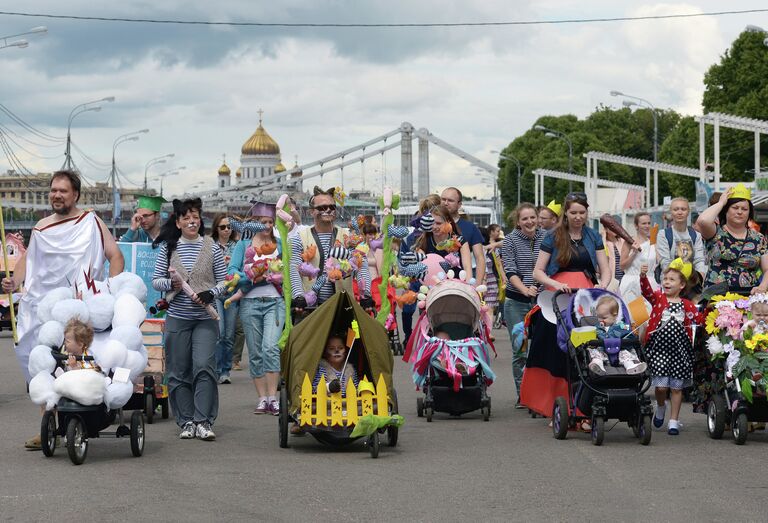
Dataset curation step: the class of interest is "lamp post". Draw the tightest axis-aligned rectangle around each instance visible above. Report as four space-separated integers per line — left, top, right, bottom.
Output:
491 149 522 206
62 96 116 171
0 26 47 50
533 124 574 192
475 171 499 222
611 90 659 206
144 153 175 191
158 166 186 197
111 129 149 235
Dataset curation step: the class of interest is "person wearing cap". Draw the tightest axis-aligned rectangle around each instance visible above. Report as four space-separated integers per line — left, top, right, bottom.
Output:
121 195 166 243
289 186 373 311
440 187 486 283
228 201 286 415
696 184 768 295
537 200 561 232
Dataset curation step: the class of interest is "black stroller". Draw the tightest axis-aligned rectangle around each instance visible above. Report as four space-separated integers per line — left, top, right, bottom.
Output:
550 289 653 445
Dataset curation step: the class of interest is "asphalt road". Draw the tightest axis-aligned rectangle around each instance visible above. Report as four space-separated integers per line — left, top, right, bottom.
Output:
2 325 768 522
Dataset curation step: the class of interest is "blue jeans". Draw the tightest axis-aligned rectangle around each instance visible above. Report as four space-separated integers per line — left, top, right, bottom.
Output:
504 298 533 398
215 300 238 377
239 297 285 378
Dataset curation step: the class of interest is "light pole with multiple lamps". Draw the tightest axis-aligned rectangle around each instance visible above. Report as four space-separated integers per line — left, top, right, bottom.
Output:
62 96 116 171
144 153 175 191
0 26 47 50
491 149 522 206
475 170 500 223
158 167 187 197
611 90 659 206
111 129 149 235
534 124 574 193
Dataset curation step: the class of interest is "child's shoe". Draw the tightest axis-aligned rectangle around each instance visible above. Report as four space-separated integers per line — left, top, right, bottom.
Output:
667 419 681 435
588 357 606 375
653 404 666 429
619 350 647 374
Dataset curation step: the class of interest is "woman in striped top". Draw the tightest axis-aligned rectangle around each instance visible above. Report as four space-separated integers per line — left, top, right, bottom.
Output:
500 203 544 405
152 198 227 441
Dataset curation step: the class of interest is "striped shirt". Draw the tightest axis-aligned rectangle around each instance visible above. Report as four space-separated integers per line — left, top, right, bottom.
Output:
152 236 227 320
289 229 371 303
501 228 545 300
312 363 359 397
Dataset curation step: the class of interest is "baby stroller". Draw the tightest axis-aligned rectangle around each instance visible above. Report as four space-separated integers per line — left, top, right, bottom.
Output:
122 319 170 424
708 375 768 445
551 289 653 446
410 278 495 422
279 291 400 458
41 351 145 465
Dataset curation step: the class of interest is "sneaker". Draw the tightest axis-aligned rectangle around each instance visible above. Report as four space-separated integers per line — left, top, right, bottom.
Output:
196 422 216 441
232 362 242 371
514 400 526 410
24 434 42 451
254 398 269 414
179 422 196 439
653 404 666 429
624 360 647 375
218 374 231 385
268 399 280 416
667 419 680 436
588 357 606 375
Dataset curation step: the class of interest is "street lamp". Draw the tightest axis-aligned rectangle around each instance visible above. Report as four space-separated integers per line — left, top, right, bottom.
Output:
111 129 149 234
534 124 574 191
491 149 522 206
0 26 47 50
143 153 175 191
157 166 186 197
62 96 116 171
745 24 768 46
475 170 500 222
611 90 659 206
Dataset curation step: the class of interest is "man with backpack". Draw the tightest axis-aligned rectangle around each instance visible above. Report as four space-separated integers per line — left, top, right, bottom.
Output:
656 198 707 281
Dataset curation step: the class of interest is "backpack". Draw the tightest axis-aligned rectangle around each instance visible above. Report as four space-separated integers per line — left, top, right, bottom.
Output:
654 226 699 281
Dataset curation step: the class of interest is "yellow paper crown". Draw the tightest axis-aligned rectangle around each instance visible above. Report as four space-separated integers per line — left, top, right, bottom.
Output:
547 200 563 217
668 258 692 279
730 183 751 201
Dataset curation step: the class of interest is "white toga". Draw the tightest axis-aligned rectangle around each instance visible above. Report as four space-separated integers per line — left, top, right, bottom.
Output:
16 211 106 382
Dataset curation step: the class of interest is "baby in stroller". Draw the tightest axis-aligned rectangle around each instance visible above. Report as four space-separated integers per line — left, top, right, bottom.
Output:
62 319 99 372
312 333 360 395
587 295 646 376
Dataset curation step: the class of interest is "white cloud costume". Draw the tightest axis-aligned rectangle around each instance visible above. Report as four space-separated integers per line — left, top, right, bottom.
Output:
16 212 106 382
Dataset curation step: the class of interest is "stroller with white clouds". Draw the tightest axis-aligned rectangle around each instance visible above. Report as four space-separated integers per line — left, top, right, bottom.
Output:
410 275 495 421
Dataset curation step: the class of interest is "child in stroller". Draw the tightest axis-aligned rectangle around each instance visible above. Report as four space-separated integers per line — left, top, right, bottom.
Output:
312 333 360 395
63 319 99 372
587 295 646 376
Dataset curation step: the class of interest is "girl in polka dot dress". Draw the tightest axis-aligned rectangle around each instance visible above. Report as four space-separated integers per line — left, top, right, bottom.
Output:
640 259 704 435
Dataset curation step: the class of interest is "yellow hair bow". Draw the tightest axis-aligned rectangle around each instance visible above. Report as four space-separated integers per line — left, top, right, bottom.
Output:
668 257 692 279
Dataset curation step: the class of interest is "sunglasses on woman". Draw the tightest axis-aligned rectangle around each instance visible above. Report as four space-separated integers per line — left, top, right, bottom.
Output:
314 204 337 212
218 224 231 230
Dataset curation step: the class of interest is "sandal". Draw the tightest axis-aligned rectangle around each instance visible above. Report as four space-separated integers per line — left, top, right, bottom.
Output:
578 419 592 433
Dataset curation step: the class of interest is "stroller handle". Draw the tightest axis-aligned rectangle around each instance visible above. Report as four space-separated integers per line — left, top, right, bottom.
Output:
52 351 95 362
581 339 640 350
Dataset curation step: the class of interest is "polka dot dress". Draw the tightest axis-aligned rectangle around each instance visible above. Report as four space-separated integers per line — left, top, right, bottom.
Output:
648 302 693 389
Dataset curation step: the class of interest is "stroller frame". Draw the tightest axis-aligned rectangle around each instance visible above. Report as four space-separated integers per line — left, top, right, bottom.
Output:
417 363 491 421
707 371 768 445
550 290 653 446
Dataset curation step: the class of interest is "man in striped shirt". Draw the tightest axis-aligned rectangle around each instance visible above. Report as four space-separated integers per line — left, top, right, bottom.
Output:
289 187 373 311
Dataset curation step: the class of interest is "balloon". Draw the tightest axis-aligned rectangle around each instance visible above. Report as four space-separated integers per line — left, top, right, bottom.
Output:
422 253 449 286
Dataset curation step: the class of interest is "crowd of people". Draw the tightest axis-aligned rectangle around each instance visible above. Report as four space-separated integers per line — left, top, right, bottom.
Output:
4 168 768 447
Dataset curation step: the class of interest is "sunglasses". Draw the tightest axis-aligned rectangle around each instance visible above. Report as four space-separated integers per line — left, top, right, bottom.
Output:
314 204 337 212
218 224 231 230
565 192 588 202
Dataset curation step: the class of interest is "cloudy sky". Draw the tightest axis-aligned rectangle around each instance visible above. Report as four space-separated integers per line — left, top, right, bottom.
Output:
0 2 763 200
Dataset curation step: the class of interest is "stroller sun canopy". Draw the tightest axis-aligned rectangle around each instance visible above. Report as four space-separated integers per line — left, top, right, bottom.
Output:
426 279 481 330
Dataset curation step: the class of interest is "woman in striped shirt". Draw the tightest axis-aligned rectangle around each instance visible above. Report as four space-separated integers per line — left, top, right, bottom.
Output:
152 198 227 441
500 203 544 406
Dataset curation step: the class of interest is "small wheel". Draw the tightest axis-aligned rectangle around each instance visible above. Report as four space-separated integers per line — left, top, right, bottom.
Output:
630 420 640 438
591 417 605 446
279 383 290 449
387 425 398 447
416 397 424 418
481 405 490 422
638 415 652 446
425 407 433 423
66 417 88 465
733 412 748 445
397 343 404 356
368 431 380 458
552 397 568 440
144 393 154 425
707 395 727 440
41 410 57 457
130 410 145 457
161 397 170 419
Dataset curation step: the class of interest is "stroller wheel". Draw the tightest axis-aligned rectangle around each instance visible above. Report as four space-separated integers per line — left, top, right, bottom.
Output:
707 395 727 440
130 410 145 457
41 410 57 457
416 397 424 418
591 417 605 446
481 405 490 422
732 413 748 445
279 385 290 449
425 406 434 423
161 398 170 419
638 415 652 446
387 425 399 447
368 432 380 458
552 397 568 440
66 417 88 466
144 393 154 425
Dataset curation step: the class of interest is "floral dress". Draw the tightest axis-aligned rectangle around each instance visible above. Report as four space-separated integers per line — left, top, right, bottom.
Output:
704 227 767 292
648 303 693 389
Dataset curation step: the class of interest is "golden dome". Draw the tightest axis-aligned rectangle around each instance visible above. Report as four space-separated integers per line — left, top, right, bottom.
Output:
275 162 286 173
241 114 280 155
236 167 242 177
218 162 231 176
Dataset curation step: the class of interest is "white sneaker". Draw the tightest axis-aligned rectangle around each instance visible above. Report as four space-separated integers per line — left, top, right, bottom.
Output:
195 422 216 441
588 357 606 375
179 422 196 439
623 359 647 375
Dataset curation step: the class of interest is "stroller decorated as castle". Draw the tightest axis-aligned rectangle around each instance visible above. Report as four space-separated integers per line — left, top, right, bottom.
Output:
405 270 495 421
